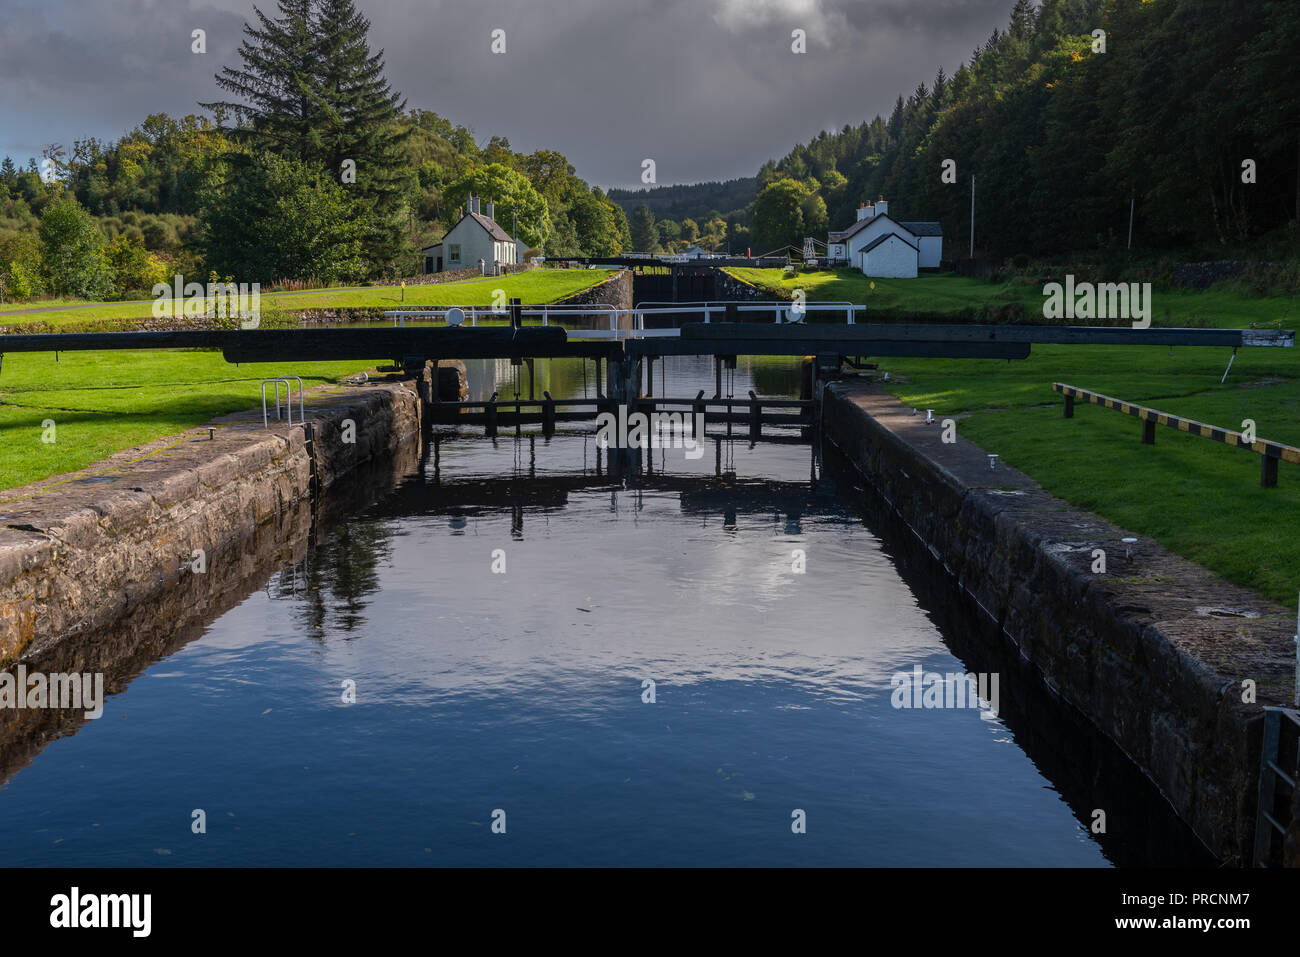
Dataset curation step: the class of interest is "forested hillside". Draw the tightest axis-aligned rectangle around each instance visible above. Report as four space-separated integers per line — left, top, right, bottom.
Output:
608 178 753 234
749 0 1298 260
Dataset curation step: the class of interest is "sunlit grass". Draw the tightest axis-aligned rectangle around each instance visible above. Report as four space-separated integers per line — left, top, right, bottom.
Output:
731 267 1294 329
0 269 614 330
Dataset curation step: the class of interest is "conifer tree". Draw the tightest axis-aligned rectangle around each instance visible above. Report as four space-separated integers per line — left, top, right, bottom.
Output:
203 0 321 163
202 0 411 270
312 0 411 264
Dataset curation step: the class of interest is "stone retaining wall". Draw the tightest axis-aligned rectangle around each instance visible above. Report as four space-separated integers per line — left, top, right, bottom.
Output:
555 269 633 311
823 380 1297 865
716 270 772 301
0 382 422 666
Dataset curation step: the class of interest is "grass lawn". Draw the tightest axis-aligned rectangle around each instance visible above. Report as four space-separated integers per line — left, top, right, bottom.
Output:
735 268 1300 608
0 268 616 492
0 350 376 495
729 267 1295 328
0 268 614 331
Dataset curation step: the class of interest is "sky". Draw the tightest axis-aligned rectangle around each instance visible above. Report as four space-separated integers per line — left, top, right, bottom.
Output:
0 0 1013 190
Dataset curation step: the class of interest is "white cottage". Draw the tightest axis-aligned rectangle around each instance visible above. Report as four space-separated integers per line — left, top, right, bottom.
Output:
898 221 943 269
858 232 918 278
423 195 519 274
827 198 943 277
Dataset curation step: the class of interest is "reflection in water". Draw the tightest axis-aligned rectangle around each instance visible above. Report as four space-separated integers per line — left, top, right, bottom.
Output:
294 522 396 638
0 358 1210 867
465 355 802 403
0 444 419 790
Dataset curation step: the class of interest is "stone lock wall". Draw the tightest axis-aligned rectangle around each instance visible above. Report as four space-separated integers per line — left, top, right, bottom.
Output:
822 381 1297 864
0 383 423 666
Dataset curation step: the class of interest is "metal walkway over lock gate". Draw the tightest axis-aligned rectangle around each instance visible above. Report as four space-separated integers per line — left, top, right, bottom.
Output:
0 301 1290 367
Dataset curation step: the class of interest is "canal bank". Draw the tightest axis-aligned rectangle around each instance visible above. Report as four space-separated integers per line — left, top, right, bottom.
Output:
0 377 428 667
822 379 1299 865
0 444 421 784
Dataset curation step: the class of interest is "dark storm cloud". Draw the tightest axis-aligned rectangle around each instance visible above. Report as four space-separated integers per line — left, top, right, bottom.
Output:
0 0 248 158
0 0 1012 187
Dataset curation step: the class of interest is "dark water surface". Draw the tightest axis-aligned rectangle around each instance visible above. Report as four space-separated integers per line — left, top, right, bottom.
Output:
0 357 1200 866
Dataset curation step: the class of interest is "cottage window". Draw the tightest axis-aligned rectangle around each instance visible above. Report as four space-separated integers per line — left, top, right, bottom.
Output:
448 244 461 264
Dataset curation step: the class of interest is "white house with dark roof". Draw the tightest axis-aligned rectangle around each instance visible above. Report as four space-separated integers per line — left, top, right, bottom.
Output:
827 197 943 276
858 232 918 278
898 220 943 269
423 195 520 274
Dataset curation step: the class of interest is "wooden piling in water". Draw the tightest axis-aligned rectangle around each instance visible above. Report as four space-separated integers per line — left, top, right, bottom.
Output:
542 391 556 436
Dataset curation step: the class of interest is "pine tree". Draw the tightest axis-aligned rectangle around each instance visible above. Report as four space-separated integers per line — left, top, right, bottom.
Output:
630 204 658 253
311 0 410 262
202 0 412 271
1008 0 1036 41
932 67 948 108
203 0 321 163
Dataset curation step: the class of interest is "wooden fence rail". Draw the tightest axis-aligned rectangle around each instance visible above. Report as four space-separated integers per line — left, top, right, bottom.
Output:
1053 382 1300 487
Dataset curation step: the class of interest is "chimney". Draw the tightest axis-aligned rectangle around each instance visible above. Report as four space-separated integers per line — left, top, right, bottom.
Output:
857 202 875 222
465 194 473 217
486 200 495 220
474 196 482 215
876 195 888 218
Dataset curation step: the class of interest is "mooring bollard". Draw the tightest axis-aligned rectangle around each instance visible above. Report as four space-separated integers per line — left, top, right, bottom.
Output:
926 409 934 424
988 454 998 469
1122 537 1138 560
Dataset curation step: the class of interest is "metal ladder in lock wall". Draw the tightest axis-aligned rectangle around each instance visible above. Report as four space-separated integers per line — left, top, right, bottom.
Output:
261 376 305 427
1254 706 1299 866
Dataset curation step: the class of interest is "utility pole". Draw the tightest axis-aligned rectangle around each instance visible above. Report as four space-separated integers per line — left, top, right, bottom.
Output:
1127 190 1135 249
969 175 975 258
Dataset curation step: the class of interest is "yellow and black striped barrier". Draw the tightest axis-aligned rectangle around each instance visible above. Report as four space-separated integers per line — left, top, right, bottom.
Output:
1053 382 1300 488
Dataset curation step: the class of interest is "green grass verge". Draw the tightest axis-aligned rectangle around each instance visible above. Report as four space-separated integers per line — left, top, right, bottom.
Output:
0 270 616 491
878 345 1300 607
737 269 1300 608
729 267 1295 329
0 350 375 494
0 269 614 330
